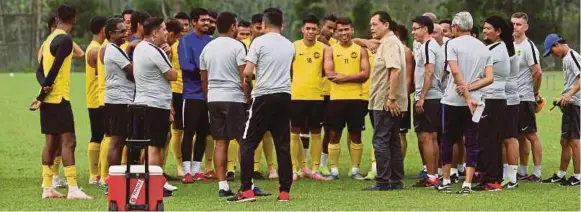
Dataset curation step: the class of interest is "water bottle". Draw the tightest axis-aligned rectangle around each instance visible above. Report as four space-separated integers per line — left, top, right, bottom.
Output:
472 102 486 123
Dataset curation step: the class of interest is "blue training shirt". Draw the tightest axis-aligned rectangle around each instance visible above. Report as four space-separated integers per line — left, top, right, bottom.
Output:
178 32 212 100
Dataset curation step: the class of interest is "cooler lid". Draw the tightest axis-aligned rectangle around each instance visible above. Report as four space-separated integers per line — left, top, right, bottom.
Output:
109 165 163 175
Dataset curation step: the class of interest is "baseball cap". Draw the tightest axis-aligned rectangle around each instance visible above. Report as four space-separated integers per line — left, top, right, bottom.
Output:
543 33 563 57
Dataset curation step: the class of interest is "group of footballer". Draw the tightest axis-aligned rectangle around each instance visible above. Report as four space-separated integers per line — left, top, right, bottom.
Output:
33 3 579 203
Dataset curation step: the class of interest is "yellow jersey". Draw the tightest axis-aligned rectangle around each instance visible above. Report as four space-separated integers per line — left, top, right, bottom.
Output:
241 38 251 49
331 43 362 100
41 29 73 104
97 39 108 106
329 37 339 46
291 40 325 100
361 49 375 101
171 40 183 93
85 40 101 108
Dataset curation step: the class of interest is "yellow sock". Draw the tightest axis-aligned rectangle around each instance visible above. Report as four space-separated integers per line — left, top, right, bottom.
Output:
350 142 363 169
298 140 307 169
262 131 276 170
170 129 183 173
51 156 62 175
290 133 300 172
370 147 376 163
253 141 264 172
63 166 78 187
99 136 111 184
204 135 214 172
88 142 100 179
121 146 128 165
328 143 341 169
310 133 322 171
42 165 53 188
227 140 239 172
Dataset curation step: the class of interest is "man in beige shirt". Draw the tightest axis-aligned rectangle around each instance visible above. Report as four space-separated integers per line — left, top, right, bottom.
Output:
365 11 408 191
364 11 408 191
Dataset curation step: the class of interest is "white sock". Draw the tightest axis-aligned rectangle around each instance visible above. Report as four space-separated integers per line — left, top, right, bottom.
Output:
427 174 437 180
251 179 255 190
304 149 309 159
574 174 580 180
371 162 377 172
218 180 229 191
451 168 458 176
443 178 451 185
192 161 201 174
462 182 471 188
438 168 443 176
533 165 542 177
331 167 339 175
508 165 518 183
518 165 528 176
458 164 465 173
557 170 567 178
351 167 359 175
183 161 192 174
503 164 509 181
320 153 328 167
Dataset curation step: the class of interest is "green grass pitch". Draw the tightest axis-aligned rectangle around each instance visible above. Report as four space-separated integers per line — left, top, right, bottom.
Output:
0 72 578 211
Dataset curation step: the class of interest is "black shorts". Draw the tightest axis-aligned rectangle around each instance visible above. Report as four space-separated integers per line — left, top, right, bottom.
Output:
105 103 129 137
325 100 366 132
290 100 324 130
399 97 412 133
503 104 519 139
88 107 105 142
441 105 473 144
561 104 580 140
145 107 170 148
518 101 537 133
172 93 184 129
478 99 507 142
209 102 245 141
183 99 209 136
40 99 74 134
413 99 442 133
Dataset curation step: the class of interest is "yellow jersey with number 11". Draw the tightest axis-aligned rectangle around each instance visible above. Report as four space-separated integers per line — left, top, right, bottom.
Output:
331 43 362 100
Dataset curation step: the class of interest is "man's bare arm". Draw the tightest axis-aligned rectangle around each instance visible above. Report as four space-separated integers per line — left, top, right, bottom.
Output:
323 46 335 77
72 42 85 59
468 65 494 91
531 64 542 95
342 47 370 83
419 63 435 100
404 48 415 95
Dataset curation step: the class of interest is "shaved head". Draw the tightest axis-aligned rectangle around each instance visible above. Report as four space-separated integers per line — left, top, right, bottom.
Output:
423 12 437 23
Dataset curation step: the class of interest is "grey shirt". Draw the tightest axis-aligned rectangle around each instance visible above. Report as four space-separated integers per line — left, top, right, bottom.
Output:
515 38 540 102
441 35 493 106
562 49 581 106
414 38 444 100
104 43 134 104
133 41 173 110
506 55 520 105
483 42 509 100
200 37 247 103
247 32 294 98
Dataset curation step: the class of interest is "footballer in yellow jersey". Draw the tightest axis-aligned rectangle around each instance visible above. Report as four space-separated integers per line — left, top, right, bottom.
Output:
289 14 330 181
323 17 370 180
315 15 338 176
166 18 186 176
32 5 92 200
85 16 108 184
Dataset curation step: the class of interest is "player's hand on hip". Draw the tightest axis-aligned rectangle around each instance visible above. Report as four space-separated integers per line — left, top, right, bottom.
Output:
384 98 401 117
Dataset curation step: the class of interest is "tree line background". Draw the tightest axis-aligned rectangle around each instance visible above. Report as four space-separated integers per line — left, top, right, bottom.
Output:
3 0 580 72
